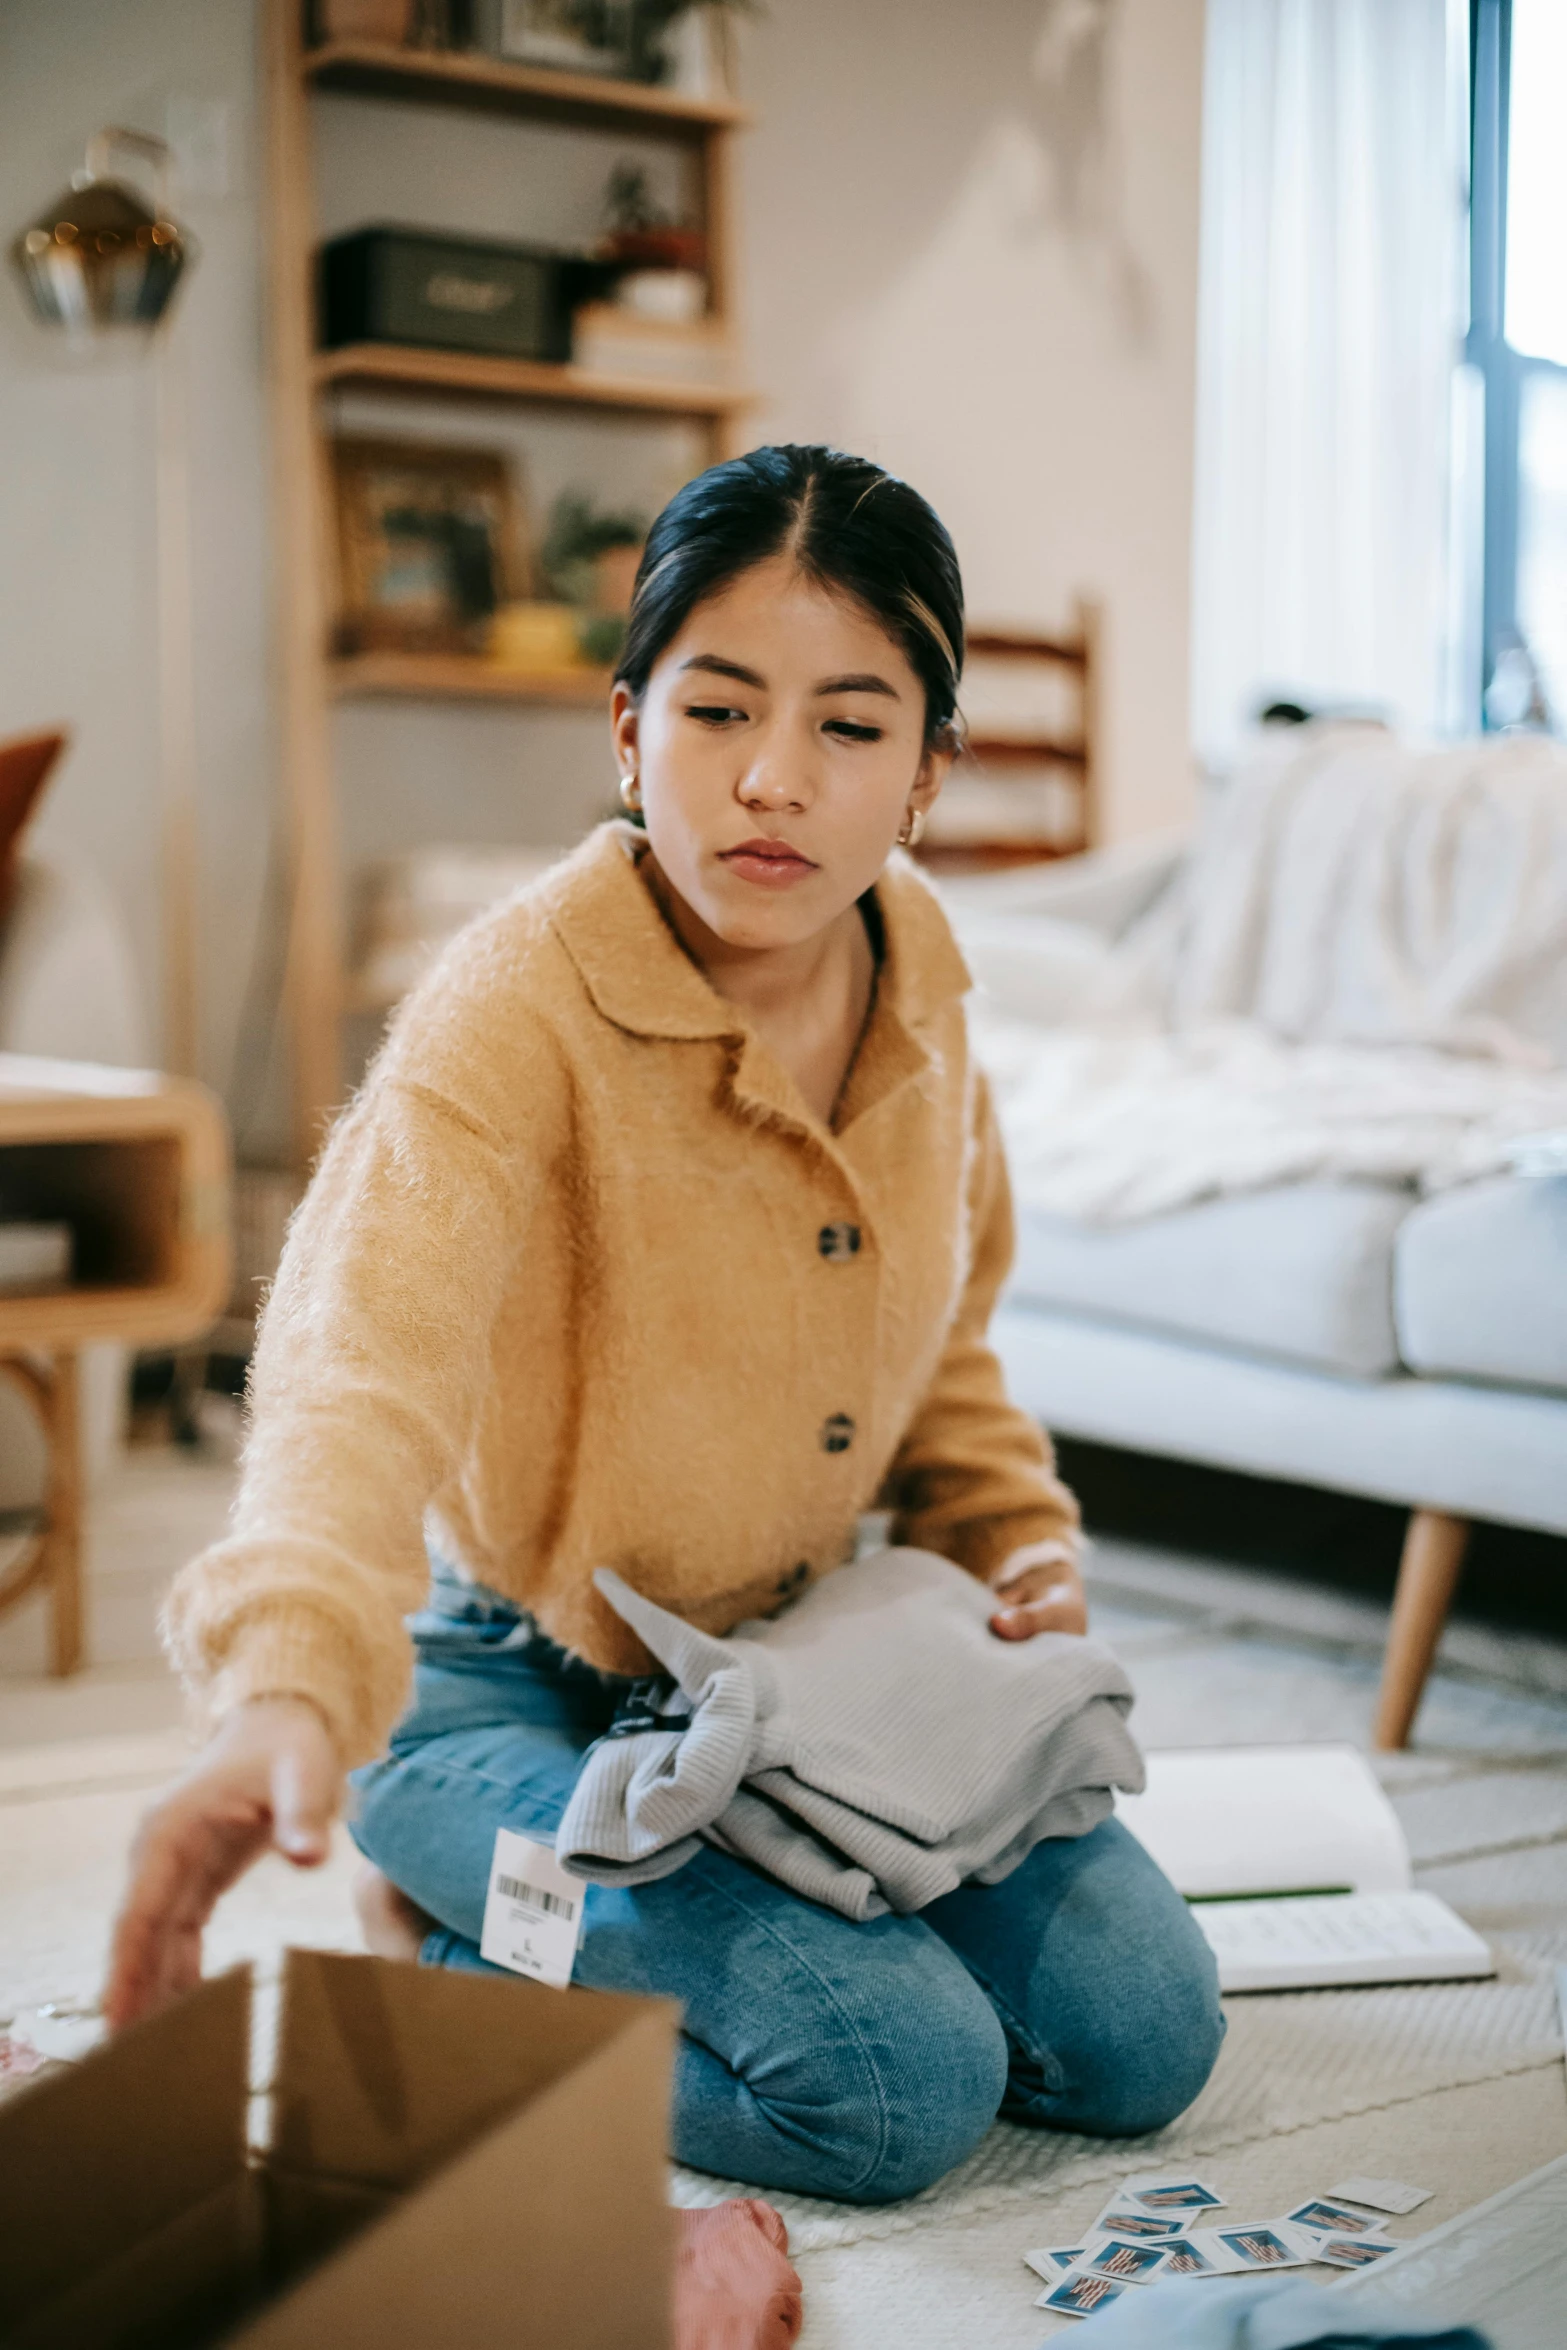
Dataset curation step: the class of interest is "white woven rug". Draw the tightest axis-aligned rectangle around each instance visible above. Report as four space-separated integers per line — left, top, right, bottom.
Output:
671 1926 1567 2250
7 1465 1566 2287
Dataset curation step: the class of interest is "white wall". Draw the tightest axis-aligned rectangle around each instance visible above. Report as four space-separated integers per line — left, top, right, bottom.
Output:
0 0 1206 1166
0 0 275 1130
737 0 1208 842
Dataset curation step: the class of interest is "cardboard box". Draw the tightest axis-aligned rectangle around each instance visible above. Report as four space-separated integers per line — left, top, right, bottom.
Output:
1 1950 677 2350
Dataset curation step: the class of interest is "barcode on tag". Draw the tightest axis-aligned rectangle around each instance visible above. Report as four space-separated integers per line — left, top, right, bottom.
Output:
480 1828 585 1989
495 1874 575 1919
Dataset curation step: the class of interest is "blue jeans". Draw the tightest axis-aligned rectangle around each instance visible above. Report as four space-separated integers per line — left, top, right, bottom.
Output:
350 1568 1225 2205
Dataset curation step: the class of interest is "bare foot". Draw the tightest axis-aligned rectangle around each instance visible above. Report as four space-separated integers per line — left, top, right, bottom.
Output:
353 1861 434 1961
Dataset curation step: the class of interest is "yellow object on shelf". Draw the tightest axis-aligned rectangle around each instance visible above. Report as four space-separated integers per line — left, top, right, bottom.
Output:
488 600 585 672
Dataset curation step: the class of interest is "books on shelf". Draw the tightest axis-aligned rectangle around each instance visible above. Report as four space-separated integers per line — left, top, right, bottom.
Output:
570 302 735 387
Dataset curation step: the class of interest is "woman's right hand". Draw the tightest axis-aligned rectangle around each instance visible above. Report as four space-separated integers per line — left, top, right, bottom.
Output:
104 1695 343 2034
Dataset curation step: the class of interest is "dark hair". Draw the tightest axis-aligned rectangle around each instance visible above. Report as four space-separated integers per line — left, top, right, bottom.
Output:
614 444 965 748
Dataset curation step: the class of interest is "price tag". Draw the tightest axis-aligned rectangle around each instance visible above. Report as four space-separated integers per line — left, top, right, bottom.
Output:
479 1828 584 1989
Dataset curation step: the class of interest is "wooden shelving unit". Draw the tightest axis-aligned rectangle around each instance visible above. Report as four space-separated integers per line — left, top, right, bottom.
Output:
330 651 615 705
266 1 750 1170
302 35 751 131
313 340 753 419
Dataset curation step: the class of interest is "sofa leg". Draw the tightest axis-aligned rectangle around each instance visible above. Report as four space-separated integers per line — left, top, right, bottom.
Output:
1373 1509 1471 1751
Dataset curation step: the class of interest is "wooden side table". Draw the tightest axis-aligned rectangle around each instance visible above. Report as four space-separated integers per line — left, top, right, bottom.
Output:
0 1055 232 1674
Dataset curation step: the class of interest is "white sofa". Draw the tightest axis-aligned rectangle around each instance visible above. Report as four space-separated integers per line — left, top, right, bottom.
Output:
939 827 1567 1748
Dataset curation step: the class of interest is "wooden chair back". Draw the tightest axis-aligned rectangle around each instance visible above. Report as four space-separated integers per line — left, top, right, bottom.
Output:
916 601 1100 871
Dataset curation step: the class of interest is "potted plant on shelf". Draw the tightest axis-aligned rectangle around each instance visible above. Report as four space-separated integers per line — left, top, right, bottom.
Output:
598 163 707 273
539 490 646 665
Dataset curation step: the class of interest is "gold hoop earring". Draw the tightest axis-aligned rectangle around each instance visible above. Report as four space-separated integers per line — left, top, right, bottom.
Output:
897 806 926 850
619 771 642 814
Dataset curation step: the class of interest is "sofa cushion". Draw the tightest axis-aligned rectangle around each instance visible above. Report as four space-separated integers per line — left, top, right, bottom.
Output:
1007 1182 1408 1378
1395 1177 1567 1394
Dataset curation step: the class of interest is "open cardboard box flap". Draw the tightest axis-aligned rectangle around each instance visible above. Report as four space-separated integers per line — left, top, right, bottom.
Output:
1 1949 678 2350
2 1961 254 2349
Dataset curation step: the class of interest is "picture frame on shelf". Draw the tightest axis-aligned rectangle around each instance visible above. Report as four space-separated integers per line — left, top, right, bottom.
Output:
331 437 529 655
476 0 637 77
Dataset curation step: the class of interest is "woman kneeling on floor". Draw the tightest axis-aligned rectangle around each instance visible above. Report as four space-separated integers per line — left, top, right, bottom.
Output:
107 446 1224 2204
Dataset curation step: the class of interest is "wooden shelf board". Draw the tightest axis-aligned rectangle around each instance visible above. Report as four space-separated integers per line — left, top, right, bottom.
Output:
0 1281 226 1352
303 39 750 133
314 341 753 417
916 842 1086 873
967 630 1089 667
0 1066 216 1143
331 652 613 706
964 737 1089 769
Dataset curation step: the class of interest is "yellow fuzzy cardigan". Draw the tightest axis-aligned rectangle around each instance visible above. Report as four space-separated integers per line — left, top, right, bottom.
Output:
165 823 1078 1764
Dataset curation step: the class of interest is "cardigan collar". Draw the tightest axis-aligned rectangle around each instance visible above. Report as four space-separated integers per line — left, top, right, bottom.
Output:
548 820 972 1048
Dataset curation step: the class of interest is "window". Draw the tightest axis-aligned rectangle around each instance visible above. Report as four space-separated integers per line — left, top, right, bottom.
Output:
1470 0 1567 724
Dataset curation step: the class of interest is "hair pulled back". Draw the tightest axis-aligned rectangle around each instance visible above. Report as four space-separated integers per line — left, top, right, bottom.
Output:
614 444 965 748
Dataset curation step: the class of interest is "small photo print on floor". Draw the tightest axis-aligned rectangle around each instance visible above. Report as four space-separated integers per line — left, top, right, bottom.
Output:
1075 2238 1172 2283
1285 2197 1385 2238
1315 2234 1397 2268
1090 2206 1187 2240
1041 2271 1129 2317
1024 2245 1088 2283
1162 2238 1222 2275
1211 2225 1308 2270
1121 2173 1225 2213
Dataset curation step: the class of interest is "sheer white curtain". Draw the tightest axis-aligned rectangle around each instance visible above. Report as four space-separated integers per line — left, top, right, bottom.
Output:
1190 0 1461 767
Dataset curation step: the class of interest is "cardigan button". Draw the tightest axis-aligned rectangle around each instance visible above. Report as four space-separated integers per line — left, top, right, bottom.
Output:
820 1413 855 1453
817 1222 862 1261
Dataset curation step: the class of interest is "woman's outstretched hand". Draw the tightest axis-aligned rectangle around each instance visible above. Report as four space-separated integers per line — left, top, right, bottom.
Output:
104 1695 343 2034
987 1539 1088 1641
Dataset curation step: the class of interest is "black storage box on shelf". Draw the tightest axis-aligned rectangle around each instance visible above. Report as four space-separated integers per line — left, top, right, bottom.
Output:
320 226 605 364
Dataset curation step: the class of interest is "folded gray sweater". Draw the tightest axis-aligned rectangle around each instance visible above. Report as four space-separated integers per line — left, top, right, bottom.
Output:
555 1547 1144 1920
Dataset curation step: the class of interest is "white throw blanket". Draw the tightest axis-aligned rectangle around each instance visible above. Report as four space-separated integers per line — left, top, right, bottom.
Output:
966 730 1567 1223
1139 727 1567 1058
977 1011 1567 1224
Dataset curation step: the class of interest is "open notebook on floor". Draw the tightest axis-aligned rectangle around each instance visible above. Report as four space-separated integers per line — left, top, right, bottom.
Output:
1116 1746 1495 1992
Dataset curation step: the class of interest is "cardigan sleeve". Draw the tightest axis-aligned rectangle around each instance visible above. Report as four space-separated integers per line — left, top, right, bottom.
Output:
161 969 565 1767
884 1067 1081 1584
